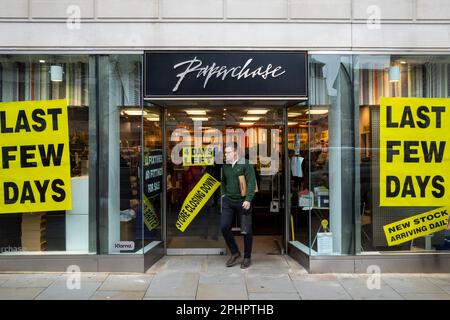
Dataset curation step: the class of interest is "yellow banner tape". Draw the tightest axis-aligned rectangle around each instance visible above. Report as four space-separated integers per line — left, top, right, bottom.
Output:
176 173 220 232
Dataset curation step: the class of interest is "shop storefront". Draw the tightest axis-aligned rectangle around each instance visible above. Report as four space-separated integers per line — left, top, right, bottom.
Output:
1 0 450 273
1 51 449 273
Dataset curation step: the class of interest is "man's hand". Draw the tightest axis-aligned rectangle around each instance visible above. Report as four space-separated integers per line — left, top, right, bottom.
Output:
242 201 251 210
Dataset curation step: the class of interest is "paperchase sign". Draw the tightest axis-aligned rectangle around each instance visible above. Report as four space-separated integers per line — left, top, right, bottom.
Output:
144 51 308 99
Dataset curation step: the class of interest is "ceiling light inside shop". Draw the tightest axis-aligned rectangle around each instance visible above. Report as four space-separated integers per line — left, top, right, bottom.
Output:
239 122 254 126
124 110 148 116
146 114 159 121
288 122 298 126
288 112 302 117
247 109 268 115
307 110 328 115
242 117 260 121
186 110 207 115
39 60 46 63
191 117 209 121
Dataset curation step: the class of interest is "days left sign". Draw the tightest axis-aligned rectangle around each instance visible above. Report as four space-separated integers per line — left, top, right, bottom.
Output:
0 100 72 213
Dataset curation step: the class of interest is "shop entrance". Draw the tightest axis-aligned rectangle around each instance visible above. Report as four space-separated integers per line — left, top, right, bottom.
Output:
165 106 287 255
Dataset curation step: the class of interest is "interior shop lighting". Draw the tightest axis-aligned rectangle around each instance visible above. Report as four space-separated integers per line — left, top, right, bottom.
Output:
389 66 400 82
123 110 148 116
50 65 63 82
191 117 209 121
306 110 328 115
185 110 207 115
288 122 298 126
242 117 260 121
239 122 254 126
146 114 160 121
39 60 46 64
288 112 302 117
247 109 269 115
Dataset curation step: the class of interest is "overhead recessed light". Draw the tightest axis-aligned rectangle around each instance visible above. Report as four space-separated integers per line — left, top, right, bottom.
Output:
123 110 148 116
186 110 207 115
288 112 302 117
307 110 328 115
243 117 260 121
239 122 254 126
39 60 46 64
146 113 159 121
288 122 298 126
247 109 268 115
191 117 209 121
400 61 407 64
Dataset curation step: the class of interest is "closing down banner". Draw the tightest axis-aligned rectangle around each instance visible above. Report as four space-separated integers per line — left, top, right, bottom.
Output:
176 173 220 232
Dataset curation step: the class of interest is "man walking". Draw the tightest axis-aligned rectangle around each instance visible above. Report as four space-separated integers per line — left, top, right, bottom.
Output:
221 142 256 269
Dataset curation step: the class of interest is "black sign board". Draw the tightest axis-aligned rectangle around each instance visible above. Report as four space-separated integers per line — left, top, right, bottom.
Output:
144 51 308 99
144 149 163 198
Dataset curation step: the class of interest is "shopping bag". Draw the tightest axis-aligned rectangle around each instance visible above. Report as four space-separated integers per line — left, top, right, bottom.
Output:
238 175 247 197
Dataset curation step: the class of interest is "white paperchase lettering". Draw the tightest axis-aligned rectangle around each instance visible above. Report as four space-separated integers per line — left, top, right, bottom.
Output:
172 57 286 92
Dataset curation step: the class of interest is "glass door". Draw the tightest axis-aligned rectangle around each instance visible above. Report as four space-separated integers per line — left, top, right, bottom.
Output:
165 106 285 254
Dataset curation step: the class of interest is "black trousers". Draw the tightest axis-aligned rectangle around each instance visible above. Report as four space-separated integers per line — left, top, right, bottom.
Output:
221 196 253 259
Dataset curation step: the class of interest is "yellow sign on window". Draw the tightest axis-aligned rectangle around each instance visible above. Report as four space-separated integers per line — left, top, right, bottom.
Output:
383 207 449 246
380 97 450 206
0 100 72 213
182 146 215 166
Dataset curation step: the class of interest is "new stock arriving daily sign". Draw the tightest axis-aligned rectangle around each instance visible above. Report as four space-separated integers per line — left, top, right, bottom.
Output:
380 97 450 207
384 207 449 246
0 100 72 213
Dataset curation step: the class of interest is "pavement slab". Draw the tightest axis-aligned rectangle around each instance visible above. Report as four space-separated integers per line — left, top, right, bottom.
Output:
197 273 247 300
98 274 153 292
145 271 199 299
1 274 61 288
1 256 450 300
248 293 301 300
292 275 352 300
90 291 146 300
381 275 446 294
35 281 102 300
0 287 46 300
336 275 404 300
246 273 297 294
